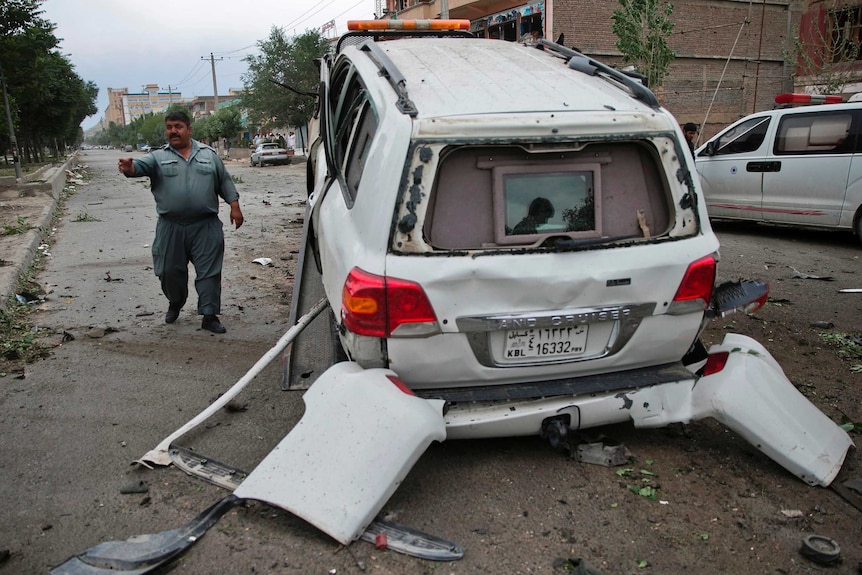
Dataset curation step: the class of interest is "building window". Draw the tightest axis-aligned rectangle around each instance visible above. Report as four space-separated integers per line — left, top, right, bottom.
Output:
829 6 862 62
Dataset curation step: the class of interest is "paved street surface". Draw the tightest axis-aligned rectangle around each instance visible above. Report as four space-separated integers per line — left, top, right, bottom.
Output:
0 149 860 574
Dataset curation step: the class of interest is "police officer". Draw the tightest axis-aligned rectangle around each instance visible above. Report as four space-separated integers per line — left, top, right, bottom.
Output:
118 111 244 334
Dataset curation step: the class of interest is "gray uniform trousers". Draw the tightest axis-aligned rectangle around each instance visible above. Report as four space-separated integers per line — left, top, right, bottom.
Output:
152 215 224 316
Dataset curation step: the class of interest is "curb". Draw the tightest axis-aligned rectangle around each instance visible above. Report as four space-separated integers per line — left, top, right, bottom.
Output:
0 153 79 312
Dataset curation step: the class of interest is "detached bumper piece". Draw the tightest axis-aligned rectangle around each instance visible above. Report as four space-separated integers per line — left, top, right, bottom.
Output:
50 495 240 575
629 333 853 487
234 362 447 545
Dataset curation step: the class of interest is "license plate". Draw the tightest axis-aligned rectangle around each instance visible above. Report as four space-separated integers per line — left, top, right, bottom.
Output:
503 325 588 359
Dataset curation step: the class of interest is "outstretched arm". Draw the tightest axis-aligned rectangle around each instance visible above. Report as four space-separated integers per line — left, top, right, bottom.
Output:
118 158 136 177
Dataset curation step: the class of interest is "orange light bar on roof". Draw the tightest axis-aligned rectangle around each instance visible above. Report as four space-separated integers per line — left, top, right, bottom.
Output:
347 19 471 31
774 93 843 105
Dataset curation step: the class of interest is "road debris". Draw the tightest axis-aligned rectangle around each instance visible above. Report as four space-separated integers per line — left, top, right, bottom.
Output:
575 442 632 467
789 266 834 281
120 480 149 495
799 534 841 565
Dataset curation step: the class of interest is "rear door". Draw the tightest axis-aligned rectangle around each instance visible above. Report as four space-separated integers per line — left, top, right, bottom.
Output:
761 109 856 226
695 114 773 221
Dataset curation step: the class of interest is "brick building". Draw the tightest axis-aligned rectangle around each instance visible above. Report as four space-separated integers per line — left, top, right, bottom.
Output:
386 0 804 140
795 0 862 98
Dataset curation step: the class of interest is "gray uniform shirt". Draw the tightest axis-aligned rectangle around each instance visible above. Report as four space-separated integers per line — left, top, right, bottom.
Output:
132 140 239 221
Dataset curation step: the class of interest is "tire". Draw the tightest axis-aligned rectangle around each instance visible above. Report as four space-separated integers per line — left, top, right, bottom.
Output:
855 211 862 243
800 534 841 565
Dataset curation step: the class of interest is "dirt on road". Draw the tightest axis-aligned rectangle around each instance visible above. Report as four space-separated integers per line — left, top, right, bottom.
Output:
0 149 860 575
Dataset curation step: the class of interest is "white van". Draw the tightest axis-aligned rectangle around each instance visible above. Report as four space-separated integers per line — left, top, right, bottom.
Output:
694 95 862 239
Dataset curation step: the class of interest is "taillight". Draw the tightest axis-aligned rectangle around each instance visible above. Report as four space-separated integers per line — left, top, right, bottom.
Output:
702 351 729 376
673 255 716 308
341 267 438 338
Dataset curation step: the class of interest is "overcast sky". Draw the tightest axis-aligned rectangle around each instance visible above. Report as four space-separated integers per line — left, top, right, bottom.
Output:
41 0 375 130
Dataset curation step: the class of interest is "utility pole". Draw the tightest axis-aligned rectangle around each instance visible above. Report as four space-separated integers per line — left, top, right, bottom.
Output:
0 57 22 181
202 53 223 114
441 0 449 18
163 85 175 105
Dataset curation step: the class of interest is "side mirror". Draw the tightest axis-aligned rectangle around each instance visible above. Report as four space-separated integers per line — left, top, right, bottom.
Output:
703 140 717 157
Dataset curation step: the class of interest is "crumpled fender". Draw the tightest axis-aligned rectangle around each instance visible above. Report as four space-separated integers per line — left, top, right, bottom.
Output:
629 333 853 486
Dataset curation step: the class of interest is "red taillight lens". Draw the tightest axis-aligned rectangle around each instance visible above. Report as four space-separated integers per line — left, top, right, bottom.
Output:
341 267 437 337
673 255 716 308
702 351 729 376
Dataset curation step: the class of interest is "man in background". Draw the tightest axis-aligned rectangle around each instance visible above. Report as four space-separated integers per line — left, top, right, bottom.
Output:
683 123 698 154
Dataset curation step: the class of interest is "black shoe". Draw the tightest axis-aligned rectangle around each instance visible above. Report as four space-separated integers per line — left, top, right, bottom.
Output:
165 303 182 324
201 315 226 334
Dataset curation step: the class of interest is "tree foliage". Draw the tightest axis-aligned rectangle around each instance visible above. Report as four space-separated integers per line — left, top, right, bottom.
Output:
193 106 243 143
611 0 676 88
0 0 98 162
90 102 247 150
793 3 862 95
241 27 328 132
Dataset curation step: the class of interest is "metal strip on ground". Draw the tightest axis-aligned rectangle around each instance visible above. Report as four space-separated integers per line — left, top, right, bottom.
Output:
169 445 464 561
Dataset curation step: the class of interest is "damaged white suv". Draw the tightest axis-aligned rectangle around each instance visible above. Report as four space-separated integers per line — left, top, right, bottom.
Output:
287 20 851 500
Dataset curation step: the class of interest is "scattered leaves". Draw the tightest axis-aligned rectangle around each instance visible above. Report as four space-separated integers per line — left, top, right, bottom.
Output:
818 331 862 373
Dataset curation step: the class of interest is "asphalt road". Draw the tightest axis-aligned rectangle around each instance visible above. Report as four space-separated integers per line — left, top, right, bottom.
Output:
1 149 860 575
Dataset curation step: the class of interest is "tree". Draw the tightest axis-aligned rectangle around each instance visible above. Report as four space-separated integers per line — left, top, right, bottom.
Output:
611 0 675 88
0 0 43 37
793 2 862 95
241 27 328 131
191 114 214 143
0 0 98 160
209 106 243 143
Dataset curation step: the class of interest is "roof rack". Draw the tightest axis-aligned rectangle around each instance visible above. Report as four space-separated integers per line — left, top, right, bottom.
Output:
535 40 661 109
358 42 418 116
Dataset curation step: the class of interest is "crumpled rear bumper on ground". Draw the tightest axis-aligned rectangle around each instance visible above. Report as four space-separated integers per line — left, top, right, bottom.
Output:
442 333 852 487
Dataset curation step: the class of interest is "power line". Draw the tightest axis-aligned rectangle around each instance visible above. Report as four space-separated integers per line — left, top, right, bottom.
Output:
172 60 206 88
214 44 258 57
282 0 336 31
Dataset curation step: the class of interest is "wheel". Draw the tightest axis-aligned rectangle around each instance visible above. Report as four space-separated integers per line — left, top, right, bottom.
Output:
854 210 862 243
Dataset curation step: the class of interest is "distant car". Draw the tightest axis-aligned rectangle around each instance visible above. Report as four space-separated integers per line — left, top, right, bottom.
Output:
140 144 152 153
250 142 289 167
695 94 862 240
122 145 134 152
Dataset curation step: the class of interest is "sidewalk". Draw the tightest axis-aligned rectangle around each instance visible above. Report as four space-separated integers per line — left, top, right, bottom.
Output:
0 154 78 311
